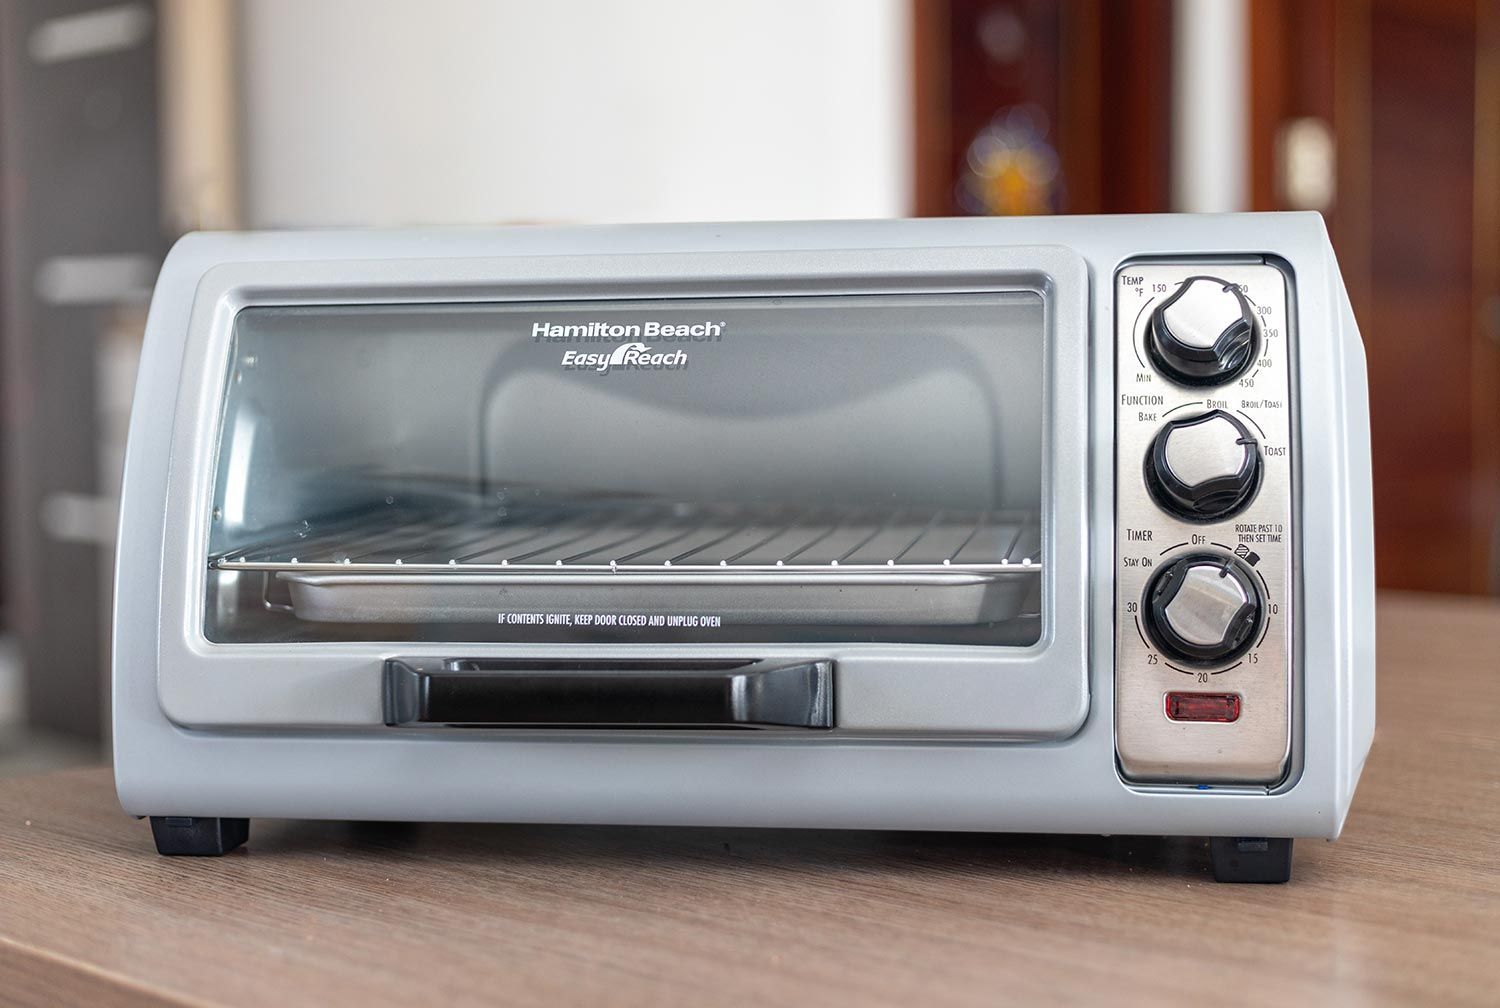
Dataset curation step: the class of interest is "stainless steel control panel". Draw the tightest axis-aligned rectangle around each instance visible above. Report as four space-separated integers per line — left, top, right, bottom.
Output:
1114 262 1295 784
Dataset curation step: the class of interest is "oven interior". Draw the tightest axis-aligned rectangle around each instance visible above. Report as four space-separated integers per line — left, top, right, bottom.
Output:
203 293 1046 646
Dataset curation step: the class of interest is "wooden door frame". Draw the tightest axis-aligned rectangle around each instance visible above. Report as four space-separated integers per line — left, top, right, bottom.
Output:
1475 0 1500 591
1251 0 1500 593
910 0 1174 217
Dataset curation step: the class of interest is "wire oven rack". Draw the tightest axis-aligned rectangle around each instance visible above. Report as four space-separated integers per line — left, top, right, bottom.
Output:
211 498 1043 626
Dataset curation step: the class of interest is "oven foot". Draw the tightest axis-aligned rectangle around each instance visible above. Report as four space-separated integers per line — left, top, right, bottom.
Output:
1209 837 1293 883
149 816 250 856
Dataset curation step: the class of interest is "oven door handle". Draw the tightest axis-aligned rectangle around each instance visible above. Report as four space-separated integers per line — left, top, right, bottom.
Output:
382 657 834 730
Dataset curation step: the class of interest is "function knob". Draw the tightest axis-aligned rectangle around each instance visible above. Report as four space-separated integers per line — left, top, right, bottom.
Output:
1145 276 1257 386
1144 409 1262 521
1142 553 1264 666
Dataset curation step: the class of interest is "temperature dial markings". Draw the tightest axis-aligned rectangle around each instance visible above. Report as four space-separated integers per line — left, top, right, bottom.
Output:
1144 276 1258 387
1131 299 1152 367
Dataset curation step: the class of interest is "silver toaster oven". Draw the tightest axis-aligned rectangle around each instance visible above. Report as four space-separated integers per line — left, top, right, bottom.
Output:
113 214 1374 882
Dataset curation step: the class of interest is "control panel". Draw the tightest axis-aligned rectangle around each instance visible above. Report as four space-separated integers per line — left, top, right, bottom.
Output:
1115 262 1295 784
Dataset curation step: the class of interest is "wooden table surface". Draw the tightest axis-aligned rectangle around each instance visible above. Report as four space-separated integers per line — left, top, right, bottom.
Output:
1 591 1497 1007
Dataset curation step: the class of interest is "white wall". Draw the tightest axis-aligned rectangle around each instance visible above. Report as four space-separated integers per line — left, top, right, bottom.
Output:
238 0 911 227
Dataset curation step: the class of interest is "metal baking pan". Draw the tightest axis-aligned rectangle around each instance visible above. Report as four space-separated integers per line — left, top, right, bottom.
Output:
276 568 1037 626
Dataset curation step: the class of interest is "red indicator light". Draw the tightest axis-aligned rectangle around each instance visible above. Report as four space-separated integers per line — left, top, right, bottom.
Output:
1165 692 1241 723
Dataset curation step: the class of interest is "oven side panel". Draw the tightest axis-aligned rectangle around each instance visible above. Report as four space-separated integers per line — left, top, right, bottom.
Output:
1321 236 1376 827
112 236 205 786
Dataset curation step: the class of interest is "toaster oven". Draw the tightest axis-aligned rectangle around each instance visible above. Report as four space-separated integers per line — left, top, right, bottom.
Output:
113 213 1374 882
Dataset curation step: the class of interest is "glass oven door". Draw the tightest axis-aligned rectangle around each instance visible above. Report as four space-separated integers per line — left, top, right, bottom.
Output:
205 293 1045 648
153 242 1089 736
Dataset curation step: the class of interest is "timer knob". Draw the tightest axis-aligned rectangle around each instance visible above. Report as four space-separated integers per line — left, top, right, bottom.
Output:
1145 276 1257 386
1144 409 1262 521
1142 553 1264 666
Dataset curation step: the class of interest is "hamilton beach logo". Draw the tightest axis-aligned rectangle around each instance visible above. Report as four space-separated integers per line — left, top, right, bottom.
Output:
532 319 722 374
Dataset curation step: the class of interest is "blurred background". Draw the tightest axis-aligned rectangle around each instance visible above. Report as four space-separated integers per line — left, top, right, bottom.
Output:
1 0 1496 770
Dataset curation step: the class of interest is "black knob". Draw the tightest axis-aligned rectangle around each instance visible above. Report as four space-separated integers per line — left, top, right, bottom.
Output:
1142 553 1264 666
1144 409 1262 521
1145 276 1258 386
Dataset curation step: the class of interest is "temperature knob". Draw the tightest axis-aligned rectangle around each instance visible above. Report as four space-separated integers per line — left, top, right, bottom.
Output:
1142 553 1264 666
1144 410 1262 521
1145 276 1257 386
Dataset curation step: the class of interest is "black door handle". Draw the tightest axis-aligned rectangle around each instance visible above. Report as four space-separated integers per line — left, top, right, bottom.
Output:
383 657 833 729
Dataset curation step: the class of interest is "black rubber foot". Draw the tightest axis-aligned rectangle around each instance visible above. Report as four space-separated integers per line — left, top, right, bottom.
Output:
149 816 250 856
1210 837 1293 882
